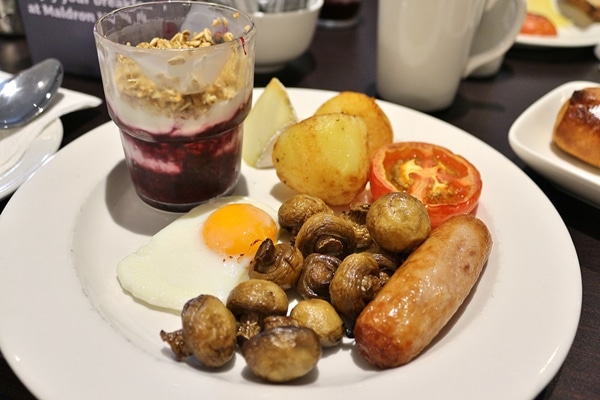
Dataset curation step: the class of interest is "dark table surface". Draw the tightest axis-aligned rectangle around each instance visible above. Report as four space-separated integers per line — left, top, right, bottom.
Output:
1 1 599 399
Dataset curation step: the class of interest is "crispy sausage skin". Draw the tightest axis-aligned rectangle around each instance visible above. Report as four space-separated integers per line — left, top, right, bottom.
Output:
354 214 492 368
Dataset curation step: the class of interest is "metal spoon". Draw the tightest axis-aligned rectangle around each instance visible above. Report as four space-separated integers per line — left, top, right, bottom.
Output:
0 58 64 129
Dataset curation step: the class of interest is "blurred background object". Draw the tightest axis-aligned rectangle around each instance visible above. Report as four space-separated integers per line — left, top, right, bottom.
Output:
318 0 363 29
16 0 322 77
17 0 120 77
253 0 323 72
0 0 24 36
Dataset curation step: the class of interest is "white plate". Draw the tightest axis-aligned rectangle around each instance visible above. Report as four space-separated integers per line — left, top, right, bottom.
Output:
0 69 102 200
509 81 600 207
516 25 600 47
516 0 600 47
0 119 63 200
0 88 581 400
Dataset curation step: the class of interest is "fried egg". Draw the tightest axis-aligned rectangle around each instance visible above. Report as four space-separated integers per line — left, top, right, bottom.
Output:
117 196 279 312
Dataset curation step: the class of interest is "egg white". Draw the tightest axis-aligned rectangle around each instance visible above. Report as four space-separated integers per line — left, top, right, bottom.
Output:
116 196 279 312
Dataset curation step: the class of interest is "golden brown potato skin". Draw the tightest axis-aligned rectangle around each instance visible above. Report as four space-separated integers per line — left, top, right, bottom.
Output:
553 87 600 168
354 214 492 368
272 113 370 206
314 91 393 160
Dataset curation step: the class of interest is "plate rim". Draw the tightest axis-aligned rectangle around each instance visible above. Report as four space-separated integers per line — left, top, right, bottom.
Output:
515 32 600 48
0 118 63 200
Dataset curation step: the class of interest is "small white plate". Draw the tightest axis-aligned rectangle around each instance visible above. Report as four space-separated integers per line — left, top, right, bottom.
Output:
0 70 102 200
509 80 600 207
0 88 581 400
0 118 63 200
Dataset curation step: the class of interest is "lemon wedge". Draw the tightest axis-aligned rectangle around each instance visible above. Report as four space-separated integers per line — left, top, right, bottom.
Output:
243 78 297 168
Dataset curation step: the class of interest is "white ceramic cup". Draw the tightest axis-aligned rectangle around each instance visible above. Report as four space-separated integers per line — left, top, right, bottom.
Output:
376 0 526 111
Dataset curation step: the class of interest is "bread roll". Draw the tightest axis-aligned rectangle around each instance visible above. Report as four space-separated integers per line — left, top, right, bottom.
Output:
553 87 600 168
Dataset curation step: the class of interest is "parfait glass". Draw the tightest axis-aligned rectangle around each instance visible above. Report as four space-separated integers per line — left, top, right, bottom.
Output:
94 1 256 212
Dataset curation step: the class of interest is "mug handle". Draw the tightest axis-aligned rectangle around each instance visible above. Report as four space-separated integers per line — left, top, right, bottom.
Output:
462 0 526 77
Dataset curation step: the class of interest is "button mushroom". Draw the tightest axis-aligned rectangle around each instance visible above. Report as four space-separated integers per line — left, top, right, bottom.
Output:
329 252 388 335
249 238 304 289
366 191 430 253
290 298 344 347
341 201 373 249
159 294 237 368
241 325 322 383
278 194 334 236
365 246 406 275
296 253 341 301
226 279 289 345
295 212 357 259
263 314 300 330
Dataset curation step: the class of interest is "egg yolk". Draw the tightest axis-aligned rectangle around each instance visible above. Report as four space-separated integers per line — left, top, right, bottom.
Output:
202 203 278 257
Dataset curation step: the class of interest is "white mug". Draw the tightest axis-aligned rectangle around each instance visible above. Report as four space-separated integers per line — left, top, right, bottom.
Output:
376 0 526 111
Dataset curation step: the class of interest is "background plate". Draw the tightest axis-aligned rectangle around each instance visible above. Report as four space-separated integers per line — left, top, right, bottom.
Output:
517 0 600 47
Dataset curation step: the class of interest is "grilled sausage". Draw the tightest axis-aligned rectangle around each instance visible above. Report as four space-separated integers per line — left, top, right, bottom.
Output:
354 214 492 368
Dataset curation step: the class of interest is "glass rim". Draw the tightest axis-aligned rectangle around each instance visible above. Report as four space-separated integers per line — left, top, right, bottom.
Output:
93 0 256 51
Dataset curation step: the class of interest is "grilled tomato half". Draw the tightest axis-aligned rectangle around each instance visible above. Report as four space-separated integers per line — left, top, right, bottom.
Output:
369 142 482 228
520 13 557 36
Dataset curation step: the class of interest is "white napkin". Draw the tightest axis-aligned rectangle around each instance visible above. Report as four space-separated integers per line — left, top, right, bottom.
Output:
0 70 103 178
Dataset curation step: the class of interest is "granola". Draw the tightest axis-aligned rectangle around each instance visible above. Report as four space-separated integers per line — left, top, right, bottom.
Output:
114 18 249 120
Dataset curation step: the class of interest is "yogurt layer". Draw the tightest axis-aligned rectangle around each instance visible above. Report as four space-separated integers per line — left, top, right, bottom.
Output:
108 88 248 137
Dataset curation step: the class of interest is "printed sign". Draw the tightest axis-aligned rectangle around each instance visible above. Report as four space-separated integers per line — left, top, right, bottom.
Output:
18 0 145 76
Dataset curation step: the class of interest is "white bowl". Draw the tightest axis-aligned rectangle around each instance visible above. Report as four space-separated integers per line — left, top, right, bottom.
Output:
253 0 323 73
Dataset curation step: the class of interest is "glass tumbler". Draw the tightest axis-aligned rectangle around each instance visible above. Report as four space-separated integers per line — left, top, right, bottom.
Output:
94 1 256 212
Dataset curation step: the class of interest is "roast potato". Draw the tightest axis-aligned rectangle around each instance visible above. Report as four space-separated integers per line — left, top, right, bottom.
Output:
272 113 369 206
314 91 393 160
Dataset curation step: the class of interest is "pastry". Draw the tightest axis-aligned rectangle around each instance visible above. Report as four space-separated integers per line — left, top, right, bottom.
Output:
553 87 600 168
